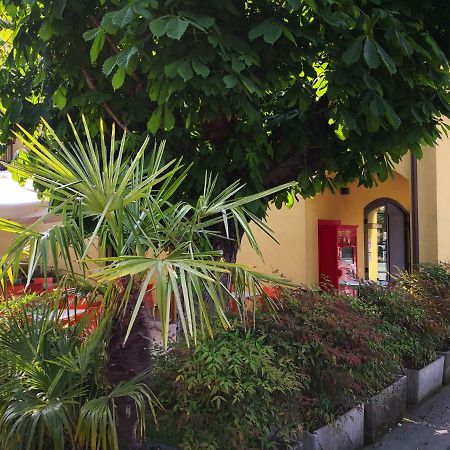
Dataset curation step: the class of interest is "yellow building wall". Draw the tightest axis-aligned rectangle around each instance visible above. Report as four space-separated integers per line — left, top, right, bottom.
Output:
435 136 450 262
417 148 438 263
238 172 410 286
237 201 307 283
393 157 411 181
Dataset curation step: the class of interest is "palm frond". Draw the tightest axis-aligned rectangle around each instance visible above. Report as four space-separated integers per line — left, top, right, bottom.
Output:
1 116 297 349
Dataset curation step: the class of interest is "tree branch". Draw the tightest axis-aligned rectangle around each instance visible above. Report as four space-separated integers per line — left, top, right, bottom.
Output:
264 147 323 188
81 66 129 132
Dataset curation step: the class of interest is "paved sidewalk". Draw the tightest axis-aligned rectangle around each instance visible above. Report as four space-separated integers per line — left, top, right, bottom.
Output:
366 384 450 450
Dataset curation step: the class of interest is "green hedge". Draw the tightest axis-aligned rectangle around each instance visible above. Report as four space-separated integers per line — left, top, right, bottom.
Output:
151 263 450 450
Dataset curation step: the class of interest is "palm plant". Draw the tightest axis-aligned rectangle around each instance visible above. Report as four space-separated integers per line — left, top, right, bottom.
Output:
0 296 158 450
0 116 293 448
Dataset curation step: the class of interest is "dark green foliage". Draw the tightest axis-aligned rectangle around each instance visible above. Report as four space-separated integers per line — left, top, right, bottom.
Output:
152 329 303 450
1 0 450 215
395 262 450 347
0 297 158 450
254 288 400 430
358 282 448 369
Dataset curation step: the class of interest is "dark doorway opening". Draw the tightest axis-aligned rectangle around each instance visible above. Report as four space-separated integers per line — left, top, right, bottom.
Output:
364 199 410 282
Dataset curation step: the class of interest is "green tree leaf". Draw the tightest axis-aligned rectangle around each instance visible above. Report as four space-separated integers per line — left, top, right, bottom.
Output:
102 56 117 76
53 0 67 19
263 21 283 44
177 59 193 81
38 21 53 41
166 17 189 40
149 17 169 38
342 36 364 65
101 12 119 34
147 107 162 134
397 33 413 57
192 59 210 78
112 67 126 90
223 74 238 89
90 31 105 64
231 55 246 73
363 37 380 70
182 13 215 31
164 107 175 131
334 123 347 141
384 101 401 129
112 7 134 28
282 26 297 45
116 46 138 68
52 87 67 110
248 20 270 42
370 95 385 117
363 74 383 95
83 28 101 42
366 112 380 133
376 43 397 74
164 60 182 78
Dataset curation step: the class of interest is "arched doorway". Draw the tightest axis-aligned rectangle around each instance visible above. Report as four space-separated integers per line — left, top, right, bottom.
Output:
364 199 410 282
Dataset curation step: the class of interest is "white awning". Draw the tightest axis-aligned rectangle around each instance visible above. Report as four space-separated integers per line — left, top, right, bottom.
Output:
0 171 48 223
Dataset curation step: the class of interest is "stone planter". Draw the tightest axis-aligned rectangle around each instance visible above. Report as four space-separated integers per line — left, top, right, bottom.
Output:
300 405 364 450
438 349 450 384
149 320 178 348
364 376 407 444
406 355 444 404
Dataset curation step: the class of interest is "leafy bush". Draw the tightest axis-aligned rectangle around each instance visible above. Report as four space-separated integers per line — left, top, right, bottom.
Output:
396 263 450 300
358 282 448 369
254 287 400 431
395 263 450 347
0 298 158 450
152 329 303 450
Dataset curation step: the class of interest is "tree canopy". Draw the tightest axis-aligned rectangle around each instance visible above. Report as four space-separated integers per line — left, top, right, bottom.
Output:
1 0 449 215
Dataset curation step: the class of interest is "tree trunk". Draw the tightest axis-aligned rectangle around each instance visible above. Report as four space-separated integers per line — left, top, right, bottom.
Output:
105 283 154 450
213 225 244 264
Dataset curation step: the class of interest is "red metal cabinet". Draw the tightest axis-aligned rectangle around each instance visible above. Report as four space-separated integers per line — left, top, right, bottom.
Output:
318 220 358 295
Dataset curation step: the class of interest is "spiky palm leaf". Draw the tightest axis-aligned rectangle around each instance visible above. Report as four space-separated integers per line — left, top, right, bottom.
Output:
0 298 158 450
0 117 294 347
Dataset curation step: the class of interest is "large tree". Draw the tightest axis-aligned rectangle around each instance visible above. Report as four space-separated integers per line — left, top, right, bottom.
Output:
1 0 450 215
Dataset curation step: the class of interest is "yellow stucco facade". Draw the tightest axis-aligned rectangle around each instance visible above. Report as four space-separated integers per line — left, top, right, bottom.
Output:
238 135 450 287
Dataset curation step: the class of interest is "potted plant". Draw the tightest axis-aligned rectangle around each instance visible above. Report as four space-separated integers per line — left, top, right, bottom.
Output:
396 264 450 386
359 283 446 405
256 288 399 450
151 328 302 450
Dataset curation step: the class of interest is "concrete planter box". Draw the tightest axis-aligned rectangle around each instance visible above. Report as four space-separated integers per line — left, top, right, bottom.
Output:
406 355 444 404
364 376 407 444
149 320 178 348
300 405 364 450
438 349 450 384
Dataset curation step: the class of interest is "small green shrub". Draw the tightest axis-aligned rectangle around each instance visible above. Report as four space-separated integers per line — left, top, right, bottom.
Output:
395 263 450 347
152 328 303 450
397 263 450 300
358 283 447 368
255 287 400 431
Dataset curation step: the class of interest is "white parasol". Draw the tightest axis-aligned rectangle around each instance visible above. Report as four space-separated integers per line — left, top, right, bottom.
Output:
0 171 48 223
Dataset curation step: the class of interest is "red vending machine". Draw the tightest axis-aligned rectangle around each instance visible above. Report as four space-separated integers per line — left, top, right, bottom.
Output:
318 220 358 296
